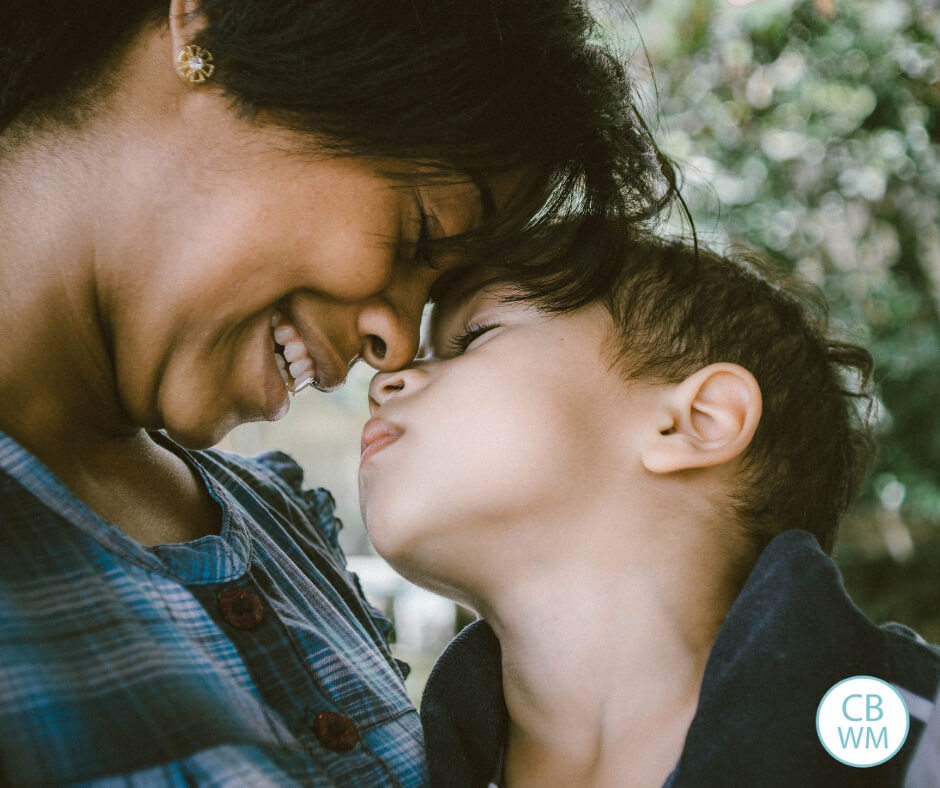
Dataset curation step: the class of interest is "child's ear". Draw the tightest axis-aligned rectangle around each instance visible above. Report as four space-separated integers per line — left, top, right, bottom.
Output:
641 363 762 474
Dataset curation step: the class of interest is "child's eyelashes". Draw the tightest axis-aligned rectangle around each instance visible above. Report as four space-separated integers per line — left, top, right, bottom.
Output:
447 321 501 355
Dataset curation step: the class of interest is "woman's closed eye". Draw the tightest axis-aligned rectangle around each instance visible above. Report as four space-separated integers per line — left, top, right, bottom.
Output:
447 321 500 355
411 201 444 269
412 209 432 266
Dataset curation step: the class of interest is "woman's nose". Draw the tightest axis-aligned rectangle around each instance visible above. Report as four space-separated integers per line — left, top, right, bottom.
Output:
360 332 394 369
357 273 432 371
359 308 420 370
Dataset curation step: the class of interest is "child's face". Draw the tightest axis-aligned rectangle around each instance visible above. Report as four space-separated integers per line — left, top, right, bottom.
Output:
358 280 657 592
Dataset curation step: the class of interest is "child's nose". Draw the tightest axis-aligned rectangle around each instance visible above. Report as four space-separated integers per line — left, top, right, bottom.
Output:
368 370 407 414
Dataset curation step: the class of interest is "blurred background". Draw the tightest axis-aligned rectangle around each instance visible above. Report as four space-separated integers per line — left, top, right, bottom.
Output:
219 0 940 701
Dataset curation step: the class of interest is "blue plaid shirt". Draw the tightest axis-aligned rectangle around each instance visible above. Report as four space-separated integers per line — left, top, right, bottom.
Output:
0 430 427 786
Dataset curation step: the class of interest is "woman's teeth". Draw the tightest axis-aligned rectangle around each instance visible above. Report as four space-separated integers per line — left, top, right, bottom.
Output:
271 311 316 394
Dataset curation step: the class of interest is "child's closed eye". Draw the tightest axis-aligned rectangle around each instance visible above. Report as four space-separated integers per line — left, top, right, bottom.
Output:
447 321 500 355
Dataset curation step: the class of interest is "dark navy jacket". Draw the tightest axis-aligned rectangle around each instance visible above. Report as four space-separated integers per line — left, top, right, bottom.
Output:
421 530 940 787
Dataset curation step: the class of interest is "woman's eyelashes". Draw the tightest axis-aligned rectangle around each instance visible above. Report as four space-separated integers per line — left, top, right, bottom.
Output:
412 209 432 266
446 321 500 355
411 200 443 269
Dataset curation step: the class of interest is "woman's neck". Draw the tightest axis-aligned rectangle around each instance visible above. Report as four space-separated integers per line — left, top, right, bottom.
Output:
0 124 221 546
0 129 128 449
0 26 173 458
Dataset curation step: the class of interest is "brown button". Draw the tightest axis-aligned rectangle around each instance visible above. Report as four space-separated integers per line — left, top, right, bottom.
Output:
312 710 360 753
218 587 264 630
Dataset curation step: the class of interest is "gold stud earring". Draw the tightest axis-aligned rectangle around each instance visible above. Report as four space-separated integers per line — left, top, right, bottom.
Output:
176 45 215 84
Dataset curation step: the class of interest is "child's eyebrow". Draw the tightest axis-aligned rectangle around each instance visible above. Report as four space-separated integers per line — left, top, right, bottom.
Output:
430 260 510 310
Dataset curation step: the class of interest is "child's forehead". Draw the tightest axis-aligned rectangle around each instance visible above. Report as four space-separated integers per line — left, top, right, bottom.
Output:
424 270 518 351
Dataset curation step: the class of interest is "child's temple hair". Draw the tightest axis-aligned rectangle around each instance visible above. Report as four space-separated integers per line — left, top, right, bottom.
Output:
445 229 877 555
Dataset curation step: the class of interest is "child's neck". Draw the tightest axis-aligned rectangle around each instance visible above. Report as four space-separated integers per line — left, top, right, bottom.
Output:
481 540 739 788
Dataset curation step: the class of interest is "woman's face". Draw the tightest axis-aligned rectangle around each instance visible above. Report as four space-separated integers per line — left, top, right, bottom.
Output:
103 108 484 448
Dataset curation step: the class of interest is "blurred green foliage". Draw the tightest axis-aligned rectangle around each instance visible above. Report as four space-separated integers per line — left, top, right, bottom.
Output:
598 0 940 637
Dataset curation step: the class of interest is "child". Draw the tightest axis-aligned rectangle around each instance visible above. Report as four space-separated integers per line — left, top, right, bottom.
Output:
358 230 940 787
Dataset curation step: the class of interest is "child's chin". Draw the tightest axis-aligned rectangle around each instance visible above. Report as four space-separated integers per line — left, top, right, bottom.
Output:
366 521 418 566
373 536 439 588
371 536 419 574
365 514 463 591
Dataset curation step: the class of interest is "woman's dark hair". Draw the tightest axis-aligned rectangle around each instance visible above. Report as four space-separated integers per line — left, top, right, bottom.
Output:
3 0 679 285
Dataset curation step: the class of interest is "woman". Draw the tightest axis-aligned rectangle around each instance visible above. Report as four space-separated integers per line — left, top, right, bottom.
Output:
0 0 673 784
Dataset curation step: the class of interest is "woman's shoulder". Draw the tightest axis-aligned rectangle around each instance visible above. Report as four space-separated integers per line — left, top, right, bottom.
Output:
197 447 345 550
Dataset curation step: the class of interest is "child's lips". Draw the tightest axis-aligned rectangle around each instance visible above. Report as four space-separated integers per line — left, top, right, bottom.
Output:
360 417 403 464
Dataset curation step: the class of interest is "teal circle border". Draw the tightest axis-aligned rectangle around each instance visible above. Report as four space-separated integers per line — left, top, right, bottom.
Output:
815 674 910 768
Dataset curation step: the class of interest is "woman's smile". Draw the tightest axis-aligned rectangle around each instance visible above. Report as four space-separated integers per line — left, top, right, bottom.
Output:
270 308 351 394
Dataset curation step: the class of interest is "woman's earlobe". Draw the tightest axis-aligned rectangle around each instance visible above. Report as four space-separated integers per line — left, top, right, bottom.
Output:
641 363 762 474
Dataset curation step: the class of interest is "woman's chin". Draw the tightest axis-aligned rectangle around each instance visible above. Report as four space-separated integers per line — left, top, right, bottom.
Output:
160 417 238 450
165 378 292 449
157 401 252 449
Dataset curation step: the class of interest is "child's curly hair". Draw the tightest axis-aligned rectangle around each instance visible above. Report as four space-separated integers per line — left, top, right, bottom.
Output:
598 235 876 555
